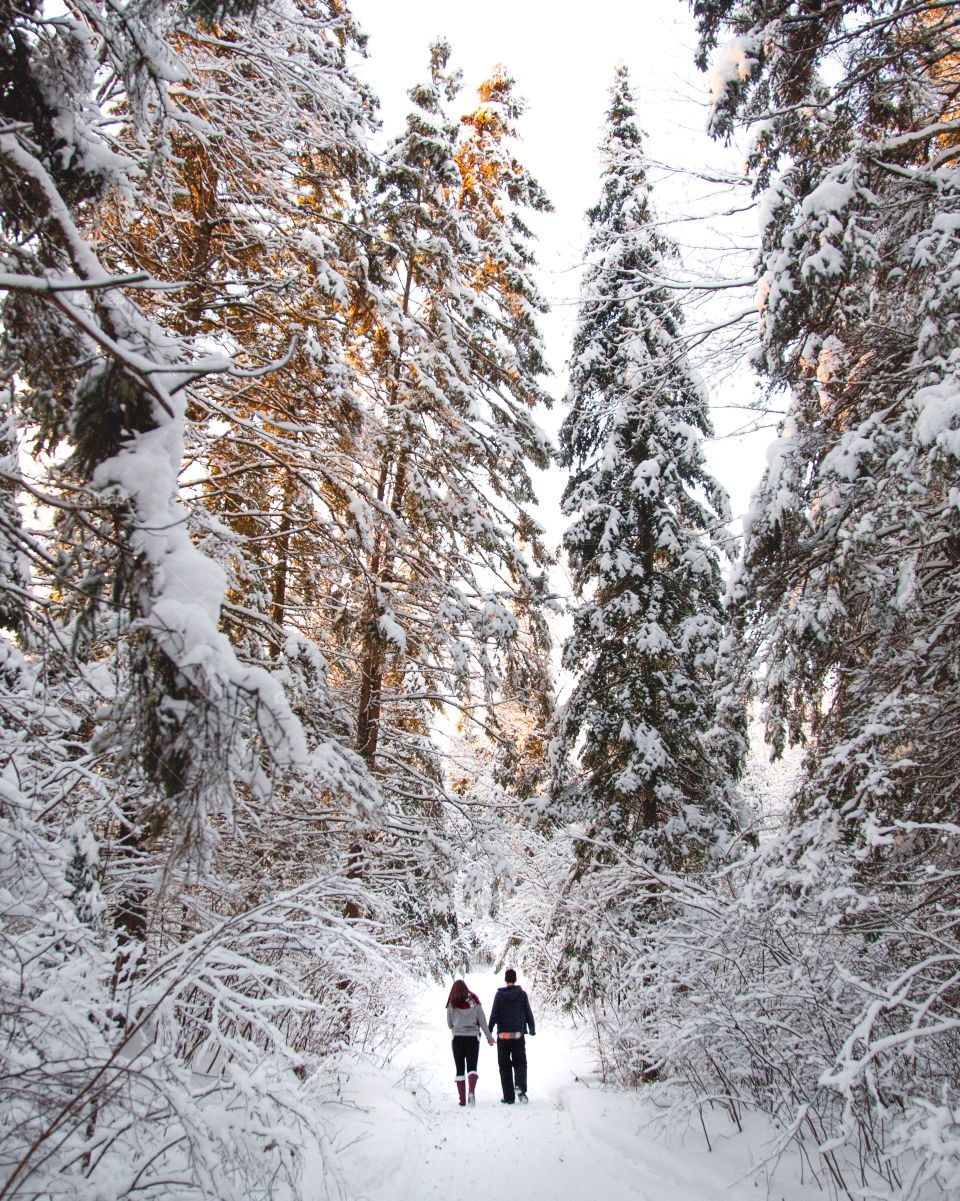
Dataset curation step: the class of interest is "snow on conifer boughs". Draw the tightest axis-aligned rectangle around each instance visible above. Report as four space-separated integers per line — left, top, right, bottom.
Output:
94 0 375 667
691 2 960 831
553 66 739 864
653 3 960 1192
343 42 555 789
0 4 420 1198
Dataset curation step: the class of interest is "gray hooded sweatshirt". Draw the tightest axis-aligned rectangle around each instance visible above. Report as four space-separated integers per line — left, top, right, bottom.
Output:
447 999 492 1040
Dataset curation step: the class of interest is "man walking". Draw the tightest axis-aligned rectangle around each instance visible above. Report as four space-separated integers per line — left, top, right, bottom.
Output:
488 968 536 1104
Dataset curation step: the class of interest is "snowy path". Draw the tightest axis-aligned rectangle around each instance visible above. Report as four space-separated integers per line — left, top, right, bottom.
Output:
311 972 818 1201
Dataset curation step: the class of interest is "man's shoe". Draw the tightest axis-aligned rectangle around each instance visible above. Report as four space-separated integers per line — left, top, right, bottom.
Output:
517 1092 528 1103
501 1098 514 1104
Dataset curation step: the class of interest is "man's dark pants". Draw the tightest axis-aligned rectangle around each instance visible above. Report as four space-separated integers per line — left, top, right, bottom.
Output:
497 1036 527 1101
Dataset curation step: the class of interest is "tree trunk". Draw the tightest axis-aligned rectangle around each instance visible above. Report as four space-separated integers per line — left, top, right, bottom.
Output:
270 472 295 655
354 252 415 768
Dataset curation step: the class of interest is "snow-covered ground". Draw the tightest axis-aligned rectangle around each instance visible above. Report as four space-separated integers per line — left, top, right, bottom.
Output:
308 972 825 1201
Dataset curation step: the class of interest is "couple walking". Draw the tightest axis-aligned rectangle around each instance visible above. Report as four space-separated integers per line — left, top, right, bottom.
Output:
446 969 536 1107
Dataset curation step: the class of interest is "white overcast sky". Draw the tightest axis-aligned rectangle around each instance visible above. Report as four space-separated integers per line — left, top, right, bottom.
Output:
346 0 772 537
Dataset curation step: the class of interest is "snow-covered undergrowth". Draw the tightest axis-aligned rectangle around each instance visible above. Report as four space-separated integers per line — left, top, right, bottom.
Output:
0 814 406 1201
0 688 412 1201
526 814 960 1201
467 726 958 1201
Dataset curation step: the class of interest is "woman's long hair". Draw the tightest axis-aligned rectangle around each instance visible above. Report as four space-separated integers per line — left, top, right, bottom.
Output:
447 979 475 1008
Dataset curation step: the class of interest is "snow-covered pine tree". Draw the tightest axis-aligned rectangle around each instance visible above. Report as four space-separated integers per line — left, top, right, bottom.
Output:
693 0 960 830
294 43 556 966
553 66 738 872
342 42 554 798
654 3 960 1188
0 4 407 1197
0 0 350 894
80 0 428 1035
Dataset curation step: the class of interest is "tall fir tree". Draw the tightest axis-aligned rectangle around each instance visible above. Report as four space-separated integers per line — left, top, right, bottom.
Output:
0 4 413 1196
553 66 740 868
342 43 555 791
693 0 960 830
651 4 960 1186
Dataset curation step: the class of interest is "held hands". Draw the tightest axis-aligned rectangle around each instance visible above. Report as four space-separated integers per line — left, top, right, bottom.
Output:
487 1038 494 1045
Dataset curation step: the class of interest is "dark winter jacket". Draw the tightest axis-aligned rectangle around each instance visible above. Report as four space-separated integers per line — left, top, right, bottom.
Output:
488 985 535 1036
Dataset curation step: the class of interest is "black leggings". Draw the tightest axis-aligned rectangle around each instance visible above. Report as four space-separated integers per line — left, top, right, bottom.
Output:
451 1036 480 1077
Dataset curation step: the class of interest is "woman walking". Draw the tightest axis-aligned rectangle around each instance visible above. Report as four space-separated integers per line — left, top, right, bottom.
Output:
446 979 494 1106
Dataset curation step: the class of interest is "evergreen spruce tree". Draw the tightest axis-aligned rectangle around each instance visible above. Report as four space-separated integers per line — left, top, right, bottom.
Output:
692 0 960 830
344 43 554 790
553 66 739 867
653 4 960 1184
